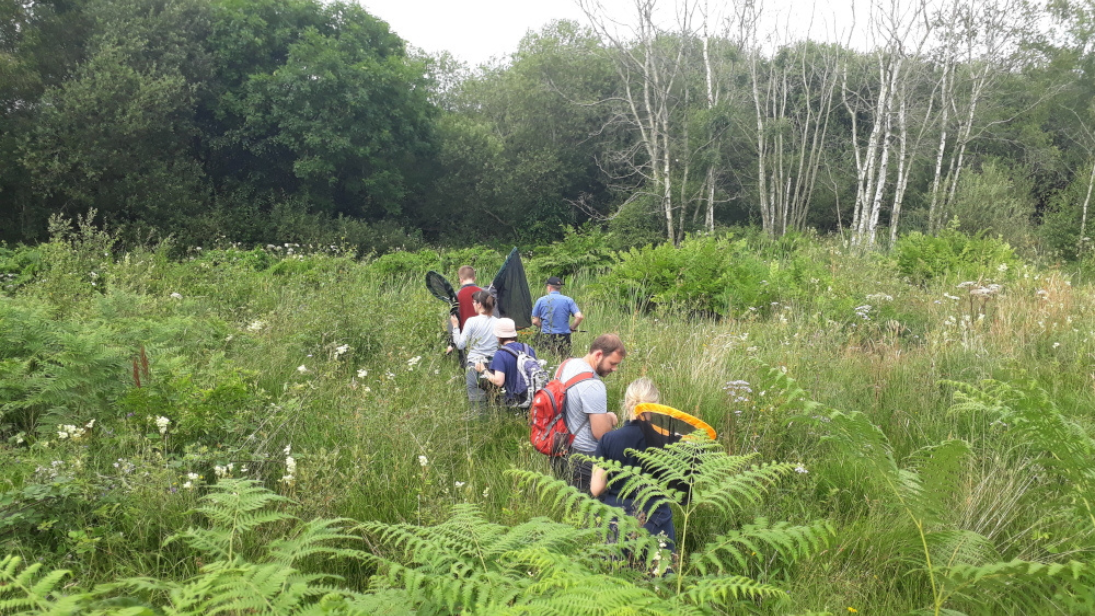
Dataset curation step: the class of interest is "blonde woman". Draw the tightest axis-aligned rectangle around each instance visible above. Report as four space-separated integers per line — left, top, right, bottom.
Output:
590 377 676 548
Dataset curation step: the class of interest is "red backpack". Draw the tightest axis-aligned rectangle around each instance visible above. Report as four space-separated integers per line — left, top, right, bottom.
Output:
529 359 596 457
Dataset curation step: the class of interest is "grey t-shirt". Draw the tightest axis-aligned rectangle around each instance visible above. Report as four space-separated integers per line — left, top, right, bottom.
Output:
453 315 499 365
558 358 606 454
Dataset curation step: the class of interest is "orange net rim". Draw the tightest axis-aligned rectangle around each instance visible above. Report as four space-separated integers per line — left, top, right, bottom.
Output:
634 403 717 440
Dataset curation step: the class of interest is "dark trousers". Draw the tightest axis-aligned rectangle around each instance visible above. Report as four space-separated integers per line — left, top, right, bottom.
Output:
552 453 593 495
602 495 677 550
538 333 572 358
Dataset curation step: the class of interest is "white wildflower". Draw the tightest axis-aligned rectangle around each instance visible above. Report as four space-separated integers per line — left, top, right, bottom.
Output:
334 344 349 357
155 416 171 434
357 368 368 378
1053 342 1061 349
187 472 200 481
57 424 86 440
284 444 292 455
482 486 490 497
85 419 95 429
943 294 960 301
170 292 183 299
247 320 267 332
183 481 194 490
794 466 809 474
997 263 1008 273
866 293 893 302
455 481 466 488
297 365 309 374
418 455 429 467
214 465 228 478
407 355 422 369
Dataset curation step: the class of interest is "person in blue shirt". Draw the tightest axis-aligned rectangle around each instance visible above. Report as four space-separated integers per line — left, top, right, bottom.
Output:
590 377 676 551
478 318 539 408
531 276 583 358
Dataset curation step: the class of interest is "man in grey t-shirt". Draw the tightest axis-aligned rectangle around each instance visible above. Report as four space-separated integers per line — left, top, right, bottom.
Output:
554 333 627 493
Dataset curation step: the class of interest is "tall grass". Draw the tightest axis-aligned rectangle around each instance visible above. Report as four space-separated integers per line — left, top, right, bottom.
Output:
1 232 1094 612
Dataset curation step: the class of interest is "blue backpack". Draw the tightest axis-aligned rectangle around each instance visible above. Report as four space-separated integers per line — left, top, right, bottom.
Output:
499 344 548 408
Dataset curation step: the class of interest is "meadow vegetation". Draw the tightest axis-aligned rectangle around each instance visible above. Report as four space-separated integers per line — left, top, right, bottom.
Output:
2 219 1095 614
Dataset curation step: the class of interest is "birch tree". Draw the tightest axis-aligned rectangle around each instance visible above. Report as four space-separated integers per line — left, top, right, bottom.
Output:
925 0 1041 232
579 0 697 243
842 0 931 247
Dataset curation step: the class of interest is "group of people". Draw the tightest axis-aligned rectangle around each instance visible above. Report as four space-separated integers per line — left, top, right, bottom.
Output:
444 266 677 550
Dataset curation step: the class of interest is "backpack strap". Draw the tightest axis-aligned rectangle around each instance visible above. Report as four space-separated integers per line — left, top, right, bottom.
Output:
555 358 595 390
500 345 520 359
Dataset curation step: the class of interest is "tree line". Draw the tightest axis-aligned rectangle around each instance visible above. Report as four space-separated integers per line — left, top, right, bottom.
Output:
3 0 1095 257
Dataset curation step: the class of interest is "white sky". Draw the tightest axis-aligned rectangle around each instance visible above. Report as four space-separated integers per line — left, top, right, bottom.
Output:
358 0 866 67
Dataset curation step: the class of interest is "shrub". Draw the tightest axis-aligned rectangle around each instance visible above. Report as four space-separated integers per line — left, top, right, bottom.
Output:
598 234 832 317
895 225 1018 283
529 225 615 277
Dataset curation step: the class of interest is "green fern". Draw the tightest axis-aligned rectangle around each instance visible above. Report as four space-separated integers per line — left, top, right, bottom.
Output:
0 555 74 614
807 398 1087 616
166 479 295 561
360 438 829 614
945 378 1095 533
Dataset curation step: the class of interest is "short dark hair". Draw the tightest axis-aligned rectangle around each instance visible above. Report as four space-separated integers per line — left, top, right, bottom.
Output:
472 289 495 311
458 265 475 280
589 333 626 357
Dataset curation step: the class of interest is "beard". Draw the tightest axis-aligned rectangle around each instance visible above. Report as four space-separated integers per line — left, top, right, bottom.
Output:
594 357 612 377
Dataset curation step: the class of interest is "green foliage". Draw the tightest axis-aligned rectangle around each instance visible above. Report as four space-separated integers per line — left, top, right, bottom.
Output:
946 379 1095 540
0 300 128 435
895 225 1019 283
529 225 615 277
798 379 1089 616
599 233 834 317
363 437 830 614
2 479 371 615
950 160 1036 251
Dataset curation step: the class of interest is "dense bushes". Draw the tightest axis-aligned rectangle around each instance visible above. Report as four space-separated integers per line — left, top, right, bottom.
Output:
598 233 834 317
895 226 1018 283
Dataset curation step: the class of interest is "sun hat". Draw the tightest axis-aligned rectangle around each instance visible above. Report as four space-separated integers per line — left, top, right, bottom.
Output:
494 318 518 338
546 276 564 286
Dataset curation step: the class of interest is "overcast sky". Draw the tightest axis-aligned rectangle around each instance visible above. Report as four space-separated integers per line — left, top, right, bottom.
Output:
358 0 864 67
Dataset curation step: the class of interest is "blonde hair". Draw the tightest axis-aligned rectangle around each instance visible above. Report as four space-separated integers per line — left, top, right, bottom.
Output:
623 377 660 421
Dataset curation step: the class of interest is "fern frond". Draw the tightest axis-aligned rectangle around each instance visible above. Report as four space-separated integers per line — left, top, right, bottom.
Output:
265 518 365 566
925 530 999 569
0 555 71 614
671 574 788 606
506 469 650 541
938 558 1087 614
693 461 799 514
905 439 971 524
167 479 296 560
691 517 834 576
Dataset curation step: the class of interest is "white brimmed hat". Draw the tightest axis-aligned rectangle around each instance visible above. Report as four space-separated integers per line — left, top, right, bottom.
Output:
494 318 518 338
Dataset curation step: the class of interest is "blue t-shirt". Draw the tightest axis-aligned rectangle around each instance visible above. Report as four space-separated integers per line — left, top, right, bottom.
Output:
488 342 538 403
532 291 580 334
593 421 648 499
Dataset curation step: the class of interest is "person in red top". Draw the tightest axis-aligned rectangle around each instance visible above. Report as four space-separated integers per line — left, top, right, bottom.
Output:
455 266 482 328
447 265 483 365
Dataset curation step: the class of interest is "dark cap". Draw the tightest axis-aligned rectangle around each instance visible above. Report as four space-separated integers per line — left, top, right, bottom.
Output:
546 276 564 286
